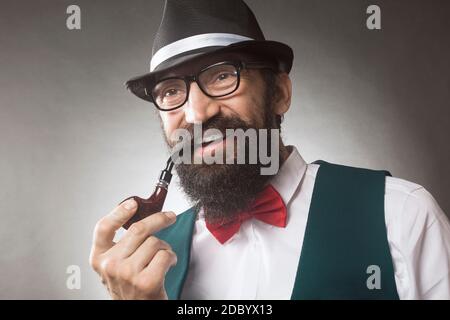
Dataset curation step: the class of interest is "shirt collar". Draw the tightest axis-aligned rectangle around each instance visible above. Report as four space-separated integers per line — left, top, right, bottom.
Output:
269 145 307 207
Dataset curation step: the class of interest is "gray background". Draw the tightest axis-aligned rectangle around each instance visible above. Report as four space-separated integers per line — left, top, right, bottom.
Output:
0 0 448 299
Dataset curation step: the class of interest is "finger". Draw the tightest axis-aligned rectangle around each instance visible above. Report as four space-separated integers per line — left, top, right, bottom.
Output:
97 257 122 299
138 249 177 291
92 199 138 254
103 275 121 300
126 236 172 272
108 211 176 259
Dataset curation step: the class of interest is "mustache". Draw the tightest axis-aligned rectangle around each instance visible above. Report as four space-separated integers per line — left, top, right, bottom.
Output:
184 115 251 137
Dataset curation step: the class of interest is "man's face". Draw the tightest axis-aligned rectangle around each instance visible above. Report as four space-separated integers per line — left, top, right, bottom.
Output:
156 54 289 223
160 61 267 146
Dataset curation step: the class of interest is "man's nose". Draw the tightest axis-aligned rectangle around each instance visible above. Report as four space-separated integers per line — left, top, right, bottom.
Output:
184 82 220 123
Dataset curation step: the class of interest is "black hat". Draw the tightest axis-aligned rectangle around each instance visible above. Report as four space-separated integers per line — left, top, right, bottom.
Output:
126 0 294 102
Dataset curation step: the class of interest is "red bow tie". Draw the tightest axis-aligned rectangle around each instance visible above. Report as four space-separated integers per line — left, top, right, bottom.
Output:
205 185 287 244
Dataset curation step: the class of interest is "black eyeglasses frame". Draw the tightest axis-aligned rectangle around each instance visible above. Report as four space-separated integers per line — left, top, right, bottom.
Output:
145 60 277 111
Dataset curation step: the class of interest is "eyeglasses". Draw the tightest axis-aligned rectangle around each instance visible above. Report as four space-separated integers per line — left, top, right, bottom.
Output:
145 61 276 111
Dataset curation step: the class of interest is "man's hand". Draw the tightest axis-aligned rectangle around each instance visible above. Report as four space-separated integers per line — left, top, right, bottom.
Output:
89 199 177 300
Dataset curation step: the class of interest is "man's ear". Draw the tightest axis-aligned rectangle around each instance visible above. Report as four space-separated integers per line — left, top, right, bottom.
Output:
273 73 292 116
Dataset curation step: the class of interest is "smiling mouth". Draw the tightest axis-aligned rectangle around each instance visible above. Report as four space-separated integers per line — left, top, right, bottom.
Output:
194 131 235 149
170 130 236 159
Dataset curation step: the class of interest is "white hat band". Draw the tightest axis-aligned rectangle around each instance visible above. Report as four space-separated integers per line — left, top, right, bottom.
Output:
150 33 254 71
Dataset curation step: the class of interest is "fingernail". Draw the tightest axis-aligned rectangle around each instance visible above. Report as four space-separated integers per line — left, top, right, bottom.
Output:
123 199 137 210
165 211 176 220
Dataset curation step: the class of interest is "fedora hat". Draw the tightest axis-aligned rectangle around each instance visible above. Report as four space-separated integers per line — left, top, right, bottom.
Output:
126 0 294 102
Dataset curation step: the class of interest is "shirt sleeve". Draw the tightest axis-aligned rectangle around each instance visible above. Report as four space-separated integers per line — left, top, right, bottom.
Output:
386 184 450 299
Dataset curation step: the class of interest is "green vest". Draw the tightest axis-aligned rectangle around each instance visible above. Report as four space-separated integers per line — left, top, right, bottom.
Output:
155 161 400 300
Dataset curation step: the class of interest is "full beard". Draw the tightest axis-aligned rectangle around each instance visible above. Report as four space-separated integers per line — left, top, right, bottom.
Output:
168 105 281 225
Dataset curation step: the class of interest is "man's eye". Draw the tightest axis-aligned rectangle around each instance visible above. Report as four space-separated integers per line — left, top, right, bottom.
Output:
164 88 179 97
215 72 234 82
217 73 230 81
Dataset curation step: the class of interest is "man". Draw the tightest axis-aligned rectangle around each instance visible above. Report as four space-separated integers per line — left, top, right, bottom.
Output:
89 0 450 299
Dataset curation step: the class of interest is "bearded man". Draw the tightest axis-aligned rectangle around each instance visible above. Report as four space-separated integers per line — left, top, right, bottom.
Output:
89 0 450 300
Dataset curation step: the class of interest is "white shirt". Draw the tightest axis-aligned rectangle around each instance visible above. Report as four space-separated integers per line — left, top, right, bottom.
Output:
180 146 450 300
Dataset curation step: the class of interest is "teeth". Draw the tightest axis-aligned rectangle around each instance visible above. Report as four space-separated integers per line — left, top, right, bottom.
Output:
191 130 236 145
202 133 223 143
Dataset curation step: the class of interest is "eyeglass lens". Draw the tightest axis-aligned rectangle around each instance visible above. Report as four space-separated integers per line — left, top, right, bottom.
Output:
151 63 239 110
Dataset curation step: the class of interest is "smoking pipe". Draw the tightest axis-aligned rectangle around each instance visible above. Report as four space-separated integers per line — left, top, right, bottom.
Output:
121 156 174 230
